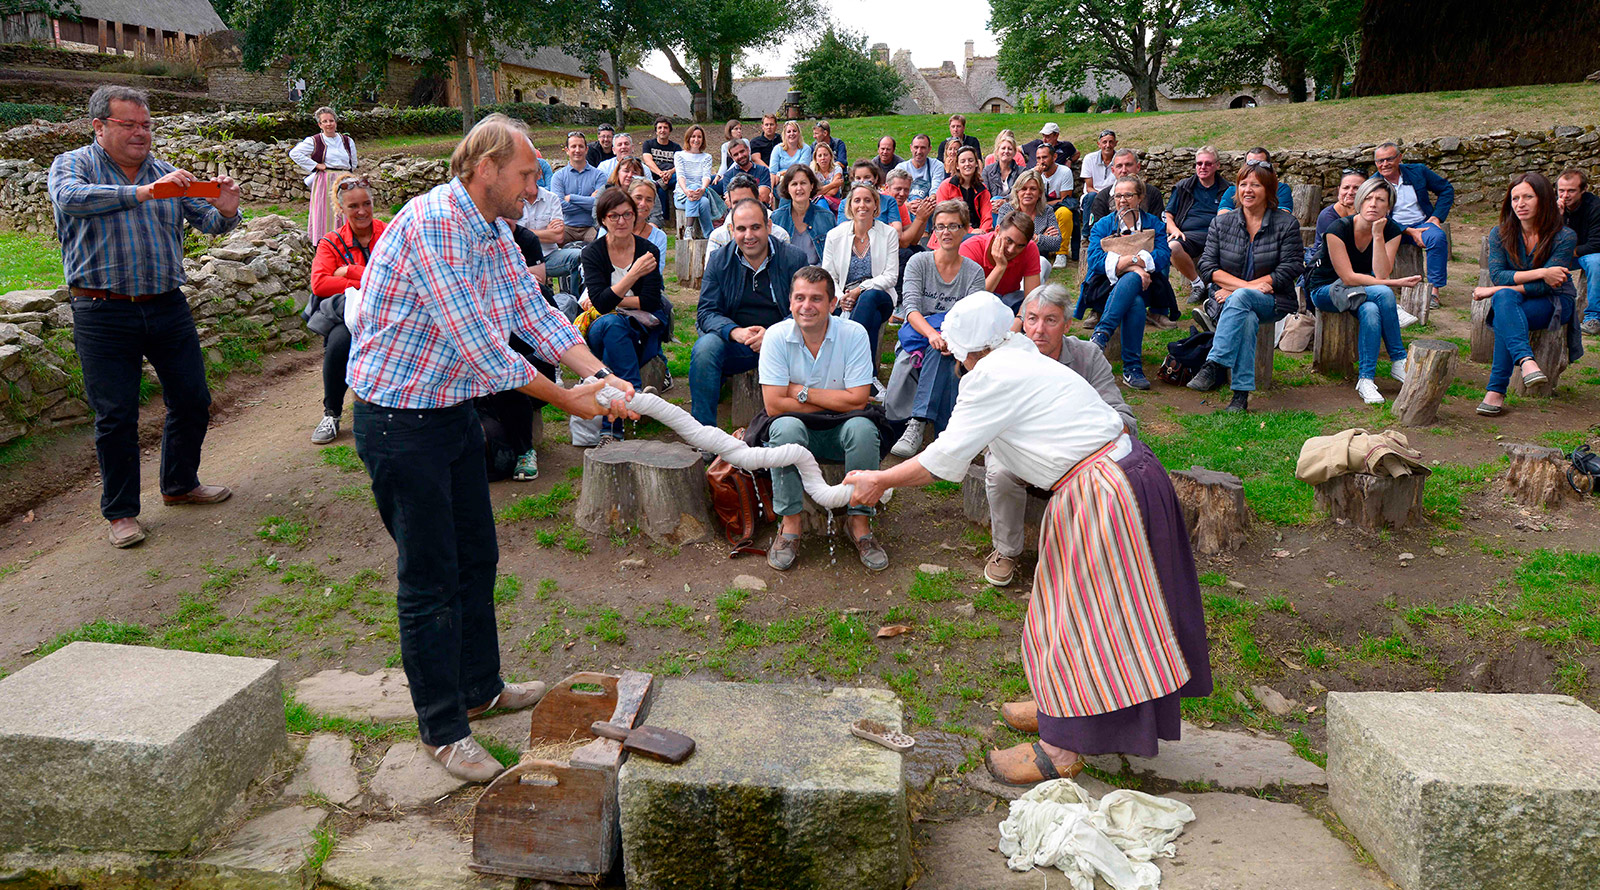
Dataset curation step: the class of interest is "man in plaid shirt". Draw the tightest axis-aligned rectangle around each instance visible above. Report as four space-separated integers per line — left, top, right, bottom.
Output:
348 114 634 782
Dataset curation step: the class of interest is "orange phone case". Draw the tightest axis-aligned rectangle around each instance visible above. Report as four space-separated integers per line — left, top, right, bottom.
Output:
151 181 221 199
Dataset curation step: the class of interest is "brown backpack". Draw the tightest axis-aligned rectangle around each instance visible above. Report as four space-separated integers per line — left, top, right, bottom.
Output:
705 429 775 557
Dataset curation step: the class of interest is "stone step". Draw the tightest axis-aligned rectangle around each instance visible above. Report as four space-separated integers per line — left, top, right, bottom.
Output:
1086 720 1327 790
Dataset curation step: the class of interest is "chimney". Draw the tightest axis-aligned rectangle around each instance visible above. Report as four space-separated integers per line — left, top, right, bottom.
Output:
871 42 889 65
964 40 974 65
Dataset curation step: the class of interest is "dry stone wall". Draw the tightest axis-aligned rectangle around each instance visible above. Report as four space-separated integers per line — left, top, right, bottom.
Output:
0 215 314 447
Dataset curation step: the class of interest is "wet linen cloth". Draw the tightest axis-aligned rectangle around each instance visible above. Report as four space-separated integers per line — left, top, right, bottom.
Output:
997 778 1195 890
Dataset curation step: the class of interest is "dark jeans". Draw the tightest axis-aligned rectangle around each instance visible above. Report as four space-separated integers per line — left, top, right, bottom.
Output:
586 313 665 437
842 288 895 364
71 291 211 521
354 400 503 747
1487 288 1573 394
322 323 351 417
689 332 760 427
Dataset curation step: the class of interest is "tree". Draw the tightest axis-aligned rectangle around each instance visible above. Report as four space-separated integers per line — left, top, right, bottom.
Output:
652 0 817 119
1165 0 1361 102
549 0 670 128
789 27 908 119
229 0 561 132
990 0 1192 113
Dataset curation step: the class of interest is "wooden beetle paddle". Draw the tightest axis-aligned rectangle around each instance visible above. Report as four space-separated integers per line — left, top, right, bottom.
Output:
589 720 696 763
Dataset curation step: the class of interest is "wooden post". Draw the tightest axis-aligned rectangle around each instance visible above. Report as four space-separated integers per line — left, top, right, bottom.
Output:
1169 467 1250 554
113 20 123 54
1394 240 1431 325
1501 442 1581 509
1289 184 1320 227
640 355 668 392
1253 320 1274 390
1392 339 1456 426
1510 324 1570 397
1471 235 1495 363
1313 472 1428 529
673 239 708 290
729 369 762 429
97 19 106 52
1312 310 1359 377
574 441 711 544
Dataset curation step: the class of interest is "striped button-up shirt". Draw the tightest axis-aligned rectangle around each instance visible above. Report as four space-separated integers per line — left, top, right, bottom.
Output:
348 178 583 409
48 142 240 295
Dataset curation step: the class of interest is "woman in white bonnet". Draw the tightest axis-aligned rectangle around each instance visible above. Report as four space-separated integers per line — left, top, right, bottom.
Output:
847 292 1212 784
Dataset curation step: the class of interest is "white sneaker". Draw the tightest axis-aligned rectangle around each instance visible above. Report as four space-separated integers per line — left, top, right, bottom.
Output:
891 419 924 458
1390 359 1408 383
426 734 504 782
1053 254 1069 270
1396 307 1419 328
1356 378 1384 405
311 415 339 445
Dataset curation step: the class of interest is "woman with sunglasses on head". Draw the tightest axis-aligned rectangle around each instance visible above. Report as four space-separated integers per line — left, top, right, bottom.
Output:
823 181 901 365
306 176 384 445
289 106 358 243
1474 172 1581 416
580 188 668 445
936 145 994 235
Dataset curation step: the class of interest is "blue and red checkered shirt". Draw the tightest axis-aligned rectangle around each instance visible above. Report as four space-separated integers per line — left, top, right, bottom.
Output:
347 178 582 409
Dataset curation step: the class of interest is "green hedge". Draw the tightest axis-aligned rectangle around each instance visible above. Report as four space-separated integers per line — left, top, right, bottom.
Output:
171 103 668 144
0 103 74 129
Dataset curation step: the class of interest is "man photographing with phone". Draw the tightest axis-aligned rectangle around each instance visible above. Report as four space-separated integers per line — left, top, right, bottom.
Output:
48 85 243 549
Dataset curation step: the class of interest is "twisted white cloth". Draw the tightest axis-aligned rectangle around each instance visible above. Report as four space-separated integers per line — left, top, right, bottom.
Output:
996 778 1195 890
595 387 857 509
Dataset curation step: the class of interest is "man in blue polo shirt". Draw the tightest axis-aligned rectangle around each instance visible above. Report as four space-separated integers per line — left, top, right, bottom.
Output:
550 131 604 244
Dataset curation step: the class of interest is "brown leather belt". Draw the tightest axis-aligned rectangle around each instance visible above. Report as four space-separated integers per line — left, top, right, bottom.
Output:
70 286 161 302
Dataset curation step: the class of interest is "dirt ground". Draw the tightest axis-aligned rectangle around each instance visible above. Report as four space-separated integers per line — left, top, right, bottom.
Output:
1 208 1597 784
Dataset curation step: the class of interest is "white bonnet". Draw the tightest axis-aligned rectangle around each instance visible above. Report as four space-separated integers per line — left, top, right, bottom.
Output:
940 291 1013 362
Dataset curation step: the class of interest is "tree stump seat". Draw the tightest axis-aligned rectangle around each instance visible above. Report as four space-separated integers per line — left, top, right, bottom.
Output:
1392 338 1456 426
1313 472 1427 529
574 440 711 544
1501 442 1581 509
1312 309 1360 377
673 238 709 290
1169 467 1250 554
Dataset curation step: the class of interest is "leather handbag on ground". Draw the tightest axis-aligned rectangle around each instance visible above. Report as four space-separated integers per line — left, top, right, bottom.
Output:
705 429 776 557
1162 326 1214 384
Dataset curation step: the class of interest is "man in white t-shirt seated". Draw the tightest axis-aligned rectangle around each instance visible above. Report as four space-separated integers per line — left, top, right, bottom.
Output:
706 175 790 260
759 266 887 574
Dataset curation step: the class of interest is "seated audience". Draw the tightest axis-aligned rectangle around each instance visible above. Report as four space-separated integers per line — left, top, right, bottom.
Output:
773 165 833 265
961 209 1041 311
518 171 582 294
749 114 781 164
983 129 1023 210
642 118 681 222
869 136 904 181
1078 129 1119 235
835 161 902 225
769 119 813 176
674 124 724 238
983 282 1137 586
306 176 386 445
1372 141 1454 307
595 132 634 183
936 145 994 234
719 119 751 170
895 133 946 201
937 113 981 162
713 138 772 204
1021 123 1075 170
1556 168 1600 336
1475 172 1581 416
1079 175 1175 391
1318 169 1368 242
1218 147 1294 215
886 201 988 458
580 188 668 442
552 131 604 243
1164 147 1229 302
605 156 646 194
691 200 811 427
1089 149 1164 219
586 123 615 167
1186 160 1305 413
1306 178 1420 405
997 170 1062 268
811 140 846 209
759 266 887 572
884 168 934 249
707 175 790 259
822 181 900 364
814 119 847 166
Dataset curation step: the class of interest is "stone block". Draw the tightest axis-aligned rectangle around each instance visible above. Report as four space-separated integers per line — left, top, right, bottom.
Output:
369 741 469 809
0 642 286 852
201 805 326 890
1086 720 1326 790
1327 691 1600 890
322 816 510 890
0 288 59 313
619 681 911 890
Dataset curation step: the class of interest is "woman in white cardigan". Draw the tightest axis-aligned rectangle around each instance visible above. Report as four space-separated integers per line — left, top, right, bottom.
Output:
822 180 900 365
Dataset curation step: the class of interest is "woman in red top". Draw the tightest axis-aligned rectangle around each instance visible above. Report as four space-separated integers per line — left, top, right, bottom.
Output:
307 177 386 445
935 145 994 234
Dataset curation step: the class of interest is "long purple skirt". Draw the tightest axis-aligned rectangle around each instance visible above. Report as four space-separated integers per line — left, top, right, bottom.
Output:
1035 437 1213 758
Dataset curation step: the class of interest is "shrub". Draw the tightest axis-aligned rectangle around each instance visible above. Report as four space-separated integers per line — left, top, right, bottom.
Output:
1094 94 1122 112
1064 94 1092 114
0 103 73 128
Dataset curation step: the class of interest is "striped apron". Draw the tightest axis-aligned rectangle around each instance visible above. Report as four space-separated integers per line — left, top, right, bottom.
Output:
1021 435 1193 718
308 169 353 245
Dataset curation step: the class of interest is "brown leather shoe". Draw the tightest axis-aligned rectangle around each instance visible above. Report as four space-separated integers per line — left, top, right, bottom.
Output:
468 681 548 719
163 483 232 506
108 517 146 548
1001 700 1039 734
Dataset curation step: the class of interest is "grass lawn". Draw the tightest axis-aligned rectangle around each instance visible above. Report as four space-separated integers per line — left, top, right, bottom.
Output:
0 230 63 292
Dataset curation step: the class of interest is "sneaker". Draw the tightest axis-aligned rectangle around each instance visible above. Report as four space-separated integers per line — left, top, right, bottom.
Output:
468 681 548 718
1356 378 1385 405
1187 361 1225 392
1428 292 1440 310
311 415 339 445
891 419 925 458
1123 368 1152 390
984 550 1016 587
1187 279 1207 305
595 433 618 448
662 368 675 391
1390 359 1408 384
767 532 800 571
1581 318 1600 336
1189 305 1215 333
1053 254 1070 270
1223 390 1250 413
1397 307 1419 329
513 449 539 481
1089 330 1111 352
426 735 504 782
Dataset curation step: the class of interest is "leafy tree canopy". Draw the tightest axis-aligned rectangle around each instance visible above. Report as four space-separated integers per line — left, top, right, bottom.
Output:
789 26 908 119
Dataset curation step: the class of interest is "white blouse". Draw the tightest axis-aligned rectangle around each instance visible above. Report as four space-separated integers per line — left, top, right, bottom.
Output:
289 132 357 187
918 336 1125 488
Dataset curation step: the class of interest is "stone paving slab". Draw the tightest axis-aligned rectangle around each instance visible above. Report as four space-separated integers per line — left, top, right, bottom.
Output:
283 734 360 805
201 805 327 890
321 816 511 890
369 741 469 810
293 669 415 724
1086 721 1327 790
0 641 285 852
473 712 531 753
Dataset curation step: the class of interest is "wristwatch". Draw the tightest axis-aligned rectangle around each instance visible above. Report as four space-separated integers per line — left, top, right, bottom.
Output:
594 368 612 380
797 386 810 404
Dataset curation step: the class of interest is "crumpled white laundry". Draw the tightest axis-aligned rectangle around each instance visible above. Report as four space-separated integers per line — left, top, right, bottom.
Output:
996 778 1195 890
594 387 858 509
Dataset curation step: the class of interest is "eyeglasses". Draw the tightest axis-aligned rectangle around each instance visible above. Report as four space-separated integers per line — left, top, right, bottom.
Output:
336 176 372 193
1113 191 1140 201
1195 160 1217 167
603 211 637 224
1341 167 1361 175
932 223 964 233
101 117 152 132
1098 129 1116 138
1374 155 1399 165
1243 159 1274 171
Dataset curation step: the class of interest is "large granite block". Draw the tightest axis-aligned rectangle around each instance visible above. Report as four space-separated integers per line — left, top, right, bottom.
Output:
0 642 286 852
1327 691 1600 890
619 681 910 890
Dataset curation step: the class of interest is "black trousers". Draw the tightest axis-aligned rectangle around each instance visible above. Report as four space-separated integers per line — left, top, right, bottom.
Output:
71 290 211 521
354 400 503 746
322 323 352 416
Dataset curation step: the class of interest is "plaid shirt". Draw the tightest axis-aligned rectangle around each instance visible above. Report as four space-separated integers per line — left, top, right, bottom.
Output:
48 142 239 295
348 178 583 409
